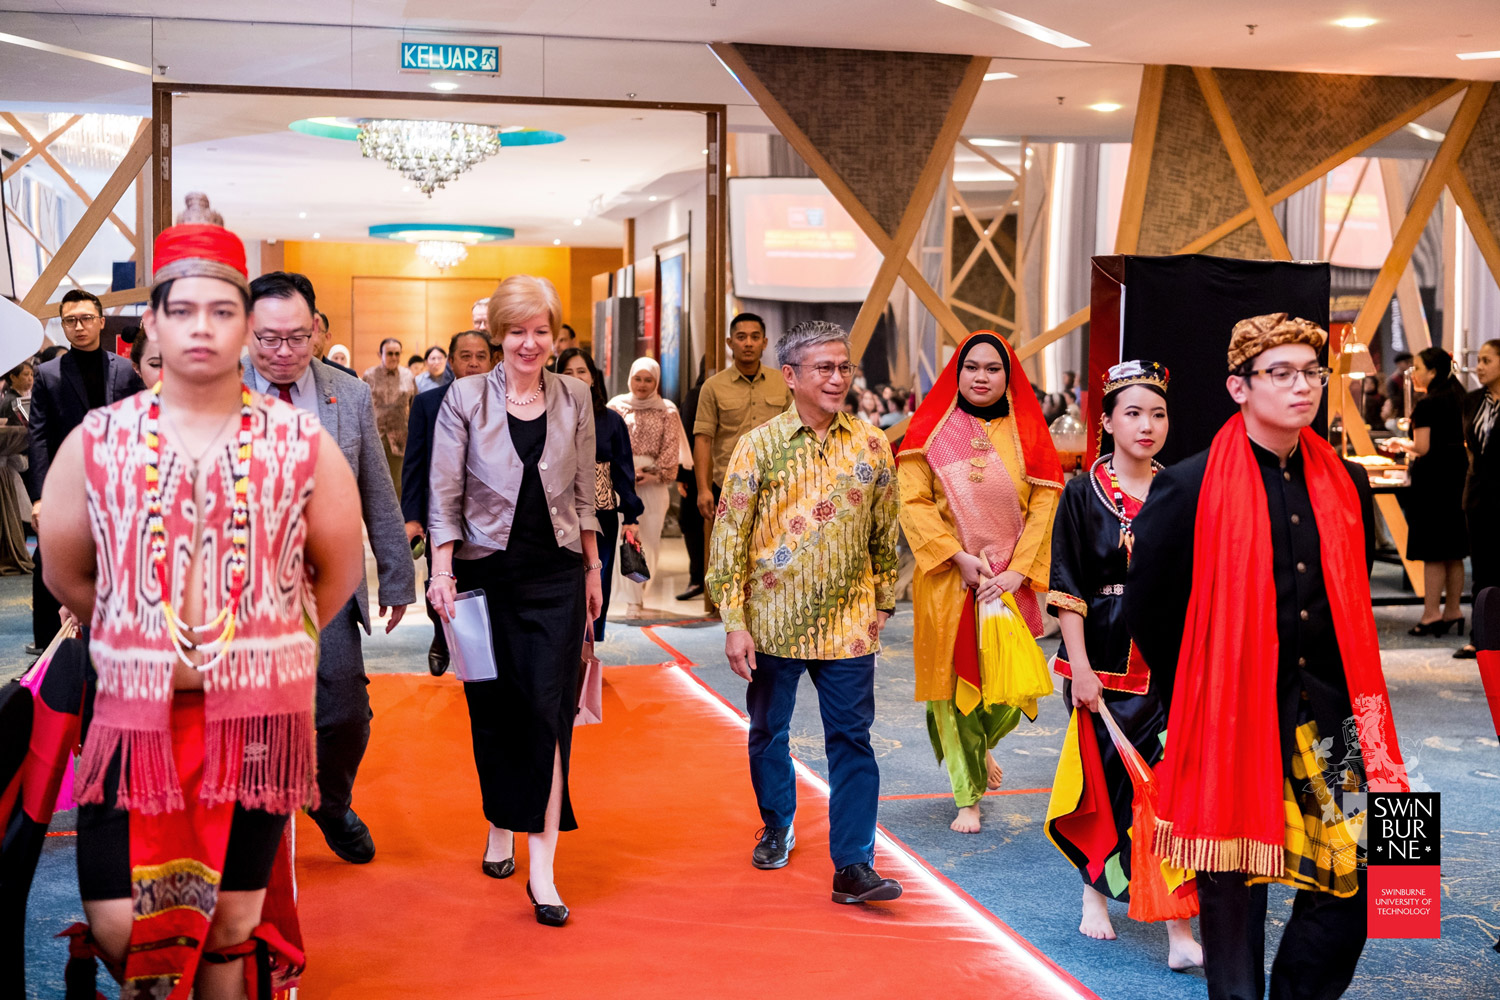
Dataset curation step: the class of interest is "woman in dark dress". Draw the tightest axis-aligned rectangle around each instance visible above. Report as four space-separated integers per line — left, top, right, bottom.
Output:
427 275 604 927
1402 346 1469 636
556 346 644 640
1455 338 1500 658
1043 360 1201 971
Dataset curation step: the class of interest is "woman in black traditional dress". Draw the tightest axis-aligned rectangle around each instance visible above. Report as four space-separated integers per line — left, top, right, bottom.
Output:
1043 360 1201 970
1401 346 1470 636
428 275 604 927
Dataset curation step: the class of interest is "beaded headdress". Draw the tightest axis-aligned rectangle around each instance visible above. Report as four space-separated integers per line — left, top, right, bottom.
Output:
1102 359 1169 395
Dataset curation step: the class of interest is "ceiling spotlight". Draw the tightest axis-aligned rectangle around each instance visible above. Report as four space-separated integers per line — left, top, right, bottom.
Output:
648 196 658 202
1088 102 1123 112
1457 49 1500 60
553 238 562 245
1334 16 1377 28
984 71 1018 81
298 211 307 219
969 137 1018 147
701 148 709 155
402 185 411 192
429 80 461 91
573 218 583 226
312 232 321 239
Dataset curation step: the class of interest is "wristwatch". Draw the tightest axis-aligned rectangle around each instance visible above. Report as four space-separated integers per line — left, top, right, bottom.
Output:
585 560 604 572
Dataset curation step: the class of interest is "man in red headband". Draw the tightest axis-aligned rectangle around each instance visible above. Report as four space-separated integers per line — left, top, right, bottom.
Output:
1126 314 1406 999
39 202 365 999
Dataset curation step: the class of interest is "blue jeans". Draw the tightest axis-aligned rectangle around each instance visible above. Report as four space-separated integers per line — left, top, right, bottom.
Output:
745 651 879 869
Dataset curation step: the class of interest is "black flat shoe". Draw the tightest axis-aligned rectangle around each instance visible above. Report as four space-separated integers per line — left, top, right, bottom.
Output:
1454 644 1478 660
831 863 902 904
675 583 705 601
1408 619 1454 637
526 881 569 926
312 808 375 864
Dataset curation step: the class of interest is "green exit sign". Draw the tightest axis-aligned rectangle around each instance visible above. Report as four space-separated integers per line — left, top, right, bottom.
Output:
400 43 500 75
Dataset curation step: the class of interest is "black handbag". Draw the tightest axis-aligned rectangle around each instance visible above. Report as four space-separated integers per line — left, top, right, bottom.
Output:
619 535 650 583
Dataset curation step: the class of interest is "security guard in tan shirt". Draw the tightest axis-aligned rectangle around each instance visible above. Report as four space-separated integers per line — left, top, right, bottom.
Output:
693 312 791 519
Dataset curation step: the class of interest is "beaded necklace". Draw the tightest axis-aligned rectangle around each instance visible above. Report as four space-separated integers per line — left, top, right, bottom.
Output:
1088 453 1162 555
144 383 254 670
507 370 543 406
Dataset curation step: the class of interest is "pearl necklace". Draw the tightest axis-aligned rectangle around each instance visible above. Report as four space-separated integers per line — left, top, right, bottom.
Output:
507 372 543 406
144 383 253 670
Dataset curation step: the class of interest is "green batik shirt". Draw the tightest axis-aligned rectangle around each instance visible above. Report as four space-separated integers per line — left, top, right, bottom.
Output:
706 404 901 659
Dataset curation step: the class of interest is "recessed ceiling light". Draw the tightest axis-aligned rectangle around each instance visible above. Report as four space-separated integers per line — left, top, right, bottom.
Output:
1334 16 1377 28
402 185 411 192
1406 122 1446 142
933 0 1089 48
572 218 583 226
553 239 562 245
312 232 321 239
701 148 709 155
984 71 1018 81
1458 49 1500 60
970 137 1019 147
298 211 307 219
1088 102 1123 112
429 80 460 91
648 196 658 202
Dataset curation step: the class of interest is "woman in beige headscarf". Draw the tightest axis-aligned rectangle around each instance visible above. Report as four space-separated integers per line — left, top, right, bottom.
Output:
608 357 690 616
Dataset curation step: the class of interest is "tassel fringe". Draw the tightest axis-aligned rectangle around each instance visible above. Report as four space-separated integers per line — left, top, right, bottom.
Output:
202 713 318 815
1153 818 1283 878
74 726 186 816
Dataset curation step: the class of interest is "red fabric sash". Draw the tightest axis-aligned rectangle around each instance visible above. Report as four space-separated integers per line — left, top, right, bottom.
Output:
1153 414 1408 876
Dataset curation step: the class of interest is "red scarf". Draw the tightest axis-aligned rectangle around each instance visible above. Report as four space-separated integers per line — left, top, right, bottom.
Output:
1154 414 1408 876
899 331 1063 489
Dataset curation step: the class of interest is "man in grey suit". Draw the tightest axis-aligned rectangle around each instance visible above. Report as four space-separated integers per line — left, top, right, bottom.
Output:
247 271 414 863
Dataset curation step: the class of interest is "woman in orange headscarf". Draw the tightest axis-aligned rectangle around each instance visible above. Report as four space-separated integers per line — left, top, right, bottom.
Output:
897 332 1062 833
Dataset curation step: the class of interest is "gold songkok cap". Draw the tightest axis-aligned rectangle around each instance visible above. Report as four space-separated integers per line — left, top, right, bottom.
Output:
1227 312 1327 371
1103 359 1169 395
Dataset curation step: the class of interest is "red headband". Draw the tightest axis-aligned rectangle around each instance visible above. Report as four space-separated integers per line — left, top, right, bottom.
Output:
152 224 249 292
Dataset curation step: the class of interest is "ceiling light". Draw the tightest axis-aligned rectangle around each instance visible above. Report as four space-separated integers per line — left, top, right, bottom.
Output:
933 0 1089 49
356 119 501 197
312 232 321 239
1406 122 1446 142
984 71 1018 81
969 137 1019 147
1088 102 1123 112
428 80 460 92
402 185 411 192
648 196 658 202
573 218 583 226
701 148 709 155
416 241 467 270
1457 50 1500 60
1334 16 1377 28
298 211 307 219
553 239 562 245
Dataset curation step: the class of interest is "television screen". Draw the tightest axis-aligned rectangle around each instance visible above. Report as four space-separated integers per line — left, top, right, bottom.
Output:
729 177 881 302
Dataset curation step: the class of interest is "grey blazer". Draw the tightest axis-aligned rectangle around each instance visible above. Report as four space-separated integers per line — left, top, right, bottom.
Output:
308 359 416 629
429 367 600 559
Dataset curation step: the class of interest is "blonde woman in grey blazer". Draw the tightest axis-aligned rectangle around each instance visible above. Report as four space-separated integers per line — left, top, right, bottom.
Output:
428 275 602 928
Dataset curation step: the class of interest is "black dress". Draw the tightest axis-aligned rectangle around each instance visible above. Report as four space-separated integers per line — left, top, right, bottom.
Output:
1046 461 1167 900
1463 388 1500 598
454 412 586 834
1404 389 1469 561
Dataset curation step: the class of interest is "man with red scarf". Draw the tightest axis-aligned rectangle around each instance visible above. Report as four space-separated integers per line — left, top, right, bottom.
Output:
1125 313 1406 1000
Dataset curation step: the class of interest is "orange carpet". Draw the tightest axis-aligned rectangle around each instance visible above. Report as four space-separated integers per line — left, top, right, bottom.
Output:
293 666 1095 999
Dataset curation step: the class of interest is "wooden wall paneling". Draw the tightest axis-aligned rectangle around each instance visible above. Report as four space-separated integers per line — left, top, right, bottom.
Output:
1352 82 1493 348
152 87 172 237
427 278 505 348
353 277 428 374
1114 65 1167 255
570 247 626 345
1378 158 1433 352
18 124 154 313
1192 67 1293 260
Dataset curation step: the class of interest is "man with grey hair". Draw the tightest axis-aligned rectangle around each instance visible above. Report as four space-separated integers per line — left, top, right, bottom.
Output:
706 319 903 904
471 297 490 333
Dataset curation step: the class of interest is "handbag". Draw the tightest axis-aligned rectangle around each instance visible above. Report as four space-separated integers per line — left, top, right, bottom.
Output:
619 534 650 583
575 622 603 726
594 461 616 510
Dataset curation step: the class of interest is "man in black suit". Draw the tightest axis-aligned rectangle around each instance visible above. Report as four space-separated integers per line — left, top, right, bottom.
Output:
27 290 146 653
402 330 494 675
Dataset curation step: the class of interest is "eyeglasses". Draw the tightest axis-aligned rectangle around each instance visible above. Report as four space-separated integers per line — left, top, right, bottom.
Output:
60 315 102 330
1242 365 1332 389
253 330 314 350
790 362 855 380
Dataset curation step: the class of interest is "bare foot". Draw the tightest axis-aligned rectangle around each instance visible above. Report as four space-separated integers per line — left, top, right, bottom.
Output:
1079 885 1117 940
485 825 514 863
986 753 1004 790
950 804 982 833
1166 917 1203 970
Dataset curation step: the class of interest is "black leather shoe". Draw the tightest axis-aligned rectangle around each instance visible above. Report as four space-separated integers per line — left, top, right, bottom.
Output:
675 583 705 601
482 833 515 879
832 863 902 904
526 881 569 927
23 644 42 657
752 824 795 870
312 808 376 864
428 651 450 676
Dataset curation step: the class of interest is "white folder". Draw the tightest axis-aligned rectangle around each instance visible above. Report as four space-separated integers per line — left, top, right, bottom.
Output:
440 589 498 682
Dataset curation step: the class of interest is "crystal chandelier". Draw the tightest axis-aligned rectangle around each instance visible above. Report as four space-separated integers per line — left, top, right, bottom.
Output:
356 119 500 196
416 240 468 271
45 114 142 171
